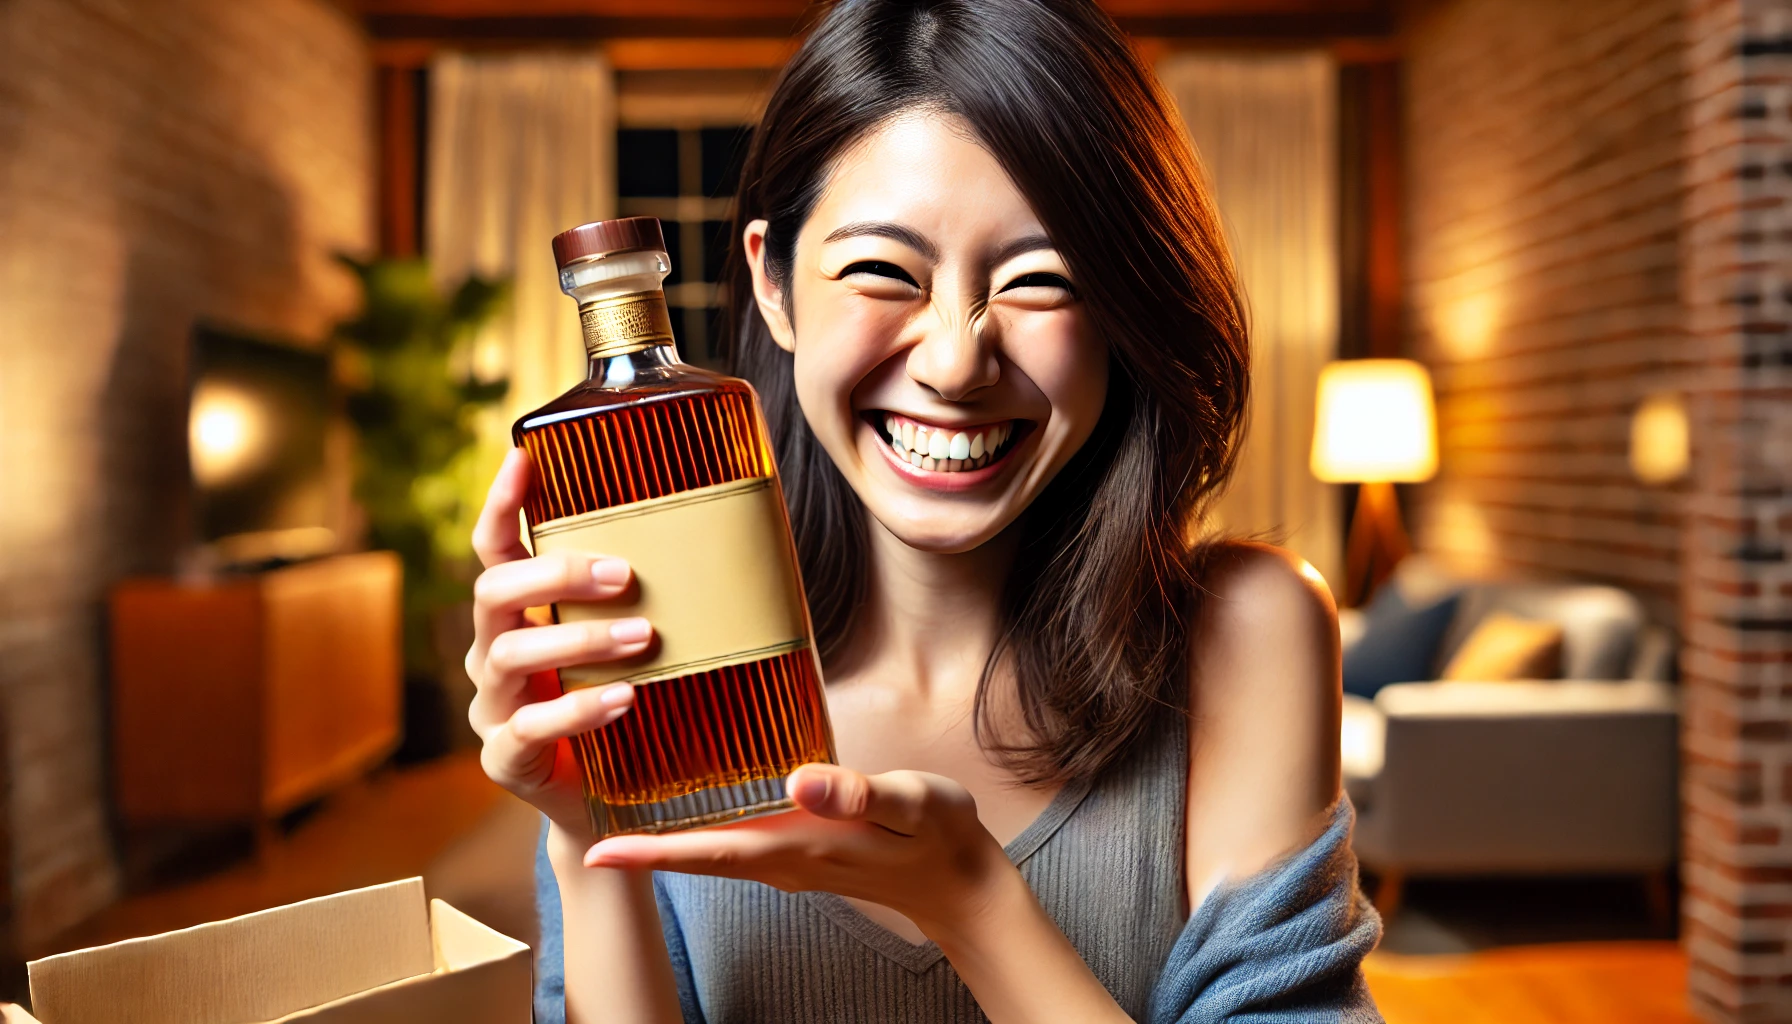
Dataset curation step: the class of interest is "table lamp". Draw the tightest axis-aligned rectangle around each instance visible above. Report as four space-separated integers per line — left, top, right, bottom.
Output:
1311 358 1438 606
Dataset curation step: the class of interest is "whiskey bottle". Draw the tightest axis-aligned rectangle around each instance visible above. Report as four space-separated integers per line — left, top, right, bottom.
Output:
514 216 835 838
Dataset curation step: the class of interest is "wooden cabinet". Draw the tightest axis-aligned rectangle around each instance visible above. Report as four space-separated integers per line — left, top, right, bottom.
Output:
110 552 403 829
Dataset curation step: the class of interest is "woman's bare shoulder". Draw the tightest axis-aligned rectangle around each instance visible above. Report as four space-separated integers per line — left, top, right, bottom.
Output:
1181 540 1342 899
1189 540 1339 685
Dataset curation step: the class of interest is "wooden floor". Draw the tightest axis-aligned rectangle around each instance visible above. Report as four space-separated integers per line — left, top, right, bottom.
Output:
42 754 1698 1024
38 754 515 957
1365 943 1695 1023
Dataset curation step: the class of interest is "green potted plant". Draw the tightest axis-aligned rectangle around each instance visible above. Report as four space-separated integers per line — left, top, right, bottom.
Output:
332 256 509 758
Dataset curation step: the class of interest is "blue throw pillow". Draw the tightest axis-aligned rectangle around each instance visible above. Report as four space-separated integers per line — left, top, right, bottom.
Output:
1342 583 1462 699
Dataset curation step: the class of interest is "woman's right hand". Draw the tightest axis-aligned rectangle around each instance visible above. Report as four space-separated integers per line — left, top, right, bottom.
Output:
466 448 653 838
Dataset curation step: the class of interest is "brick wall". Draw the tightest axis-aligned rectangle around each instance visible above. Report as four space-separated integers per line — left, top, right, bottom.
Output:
1680 0 1792 1019
1406 0 1792 1019
0 0 371 948
1402 0 1691 625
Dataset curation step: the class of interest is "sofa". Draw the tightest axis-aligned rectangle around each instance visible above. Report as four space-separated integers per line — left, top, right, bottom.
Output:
1337 557 1679 918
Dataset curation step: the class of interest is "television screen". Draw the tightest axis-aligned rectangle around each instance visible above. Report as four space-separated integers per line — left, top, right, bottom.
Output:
188 325 334 562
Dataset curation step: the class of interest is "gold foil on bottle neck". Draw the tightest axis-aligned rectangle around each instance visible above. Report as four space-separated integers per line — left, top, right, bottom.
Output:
579 289 676 359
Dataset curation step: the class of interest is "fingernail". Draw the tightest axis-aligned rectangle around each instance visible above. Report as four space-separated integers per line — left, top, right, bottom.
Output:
599 683 633 706
609 617 651 644
591 557 630 587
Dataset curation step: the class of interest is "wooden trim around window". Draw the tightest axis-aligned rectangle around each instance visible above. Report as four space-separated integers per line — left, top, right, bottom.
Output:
377 65 421 258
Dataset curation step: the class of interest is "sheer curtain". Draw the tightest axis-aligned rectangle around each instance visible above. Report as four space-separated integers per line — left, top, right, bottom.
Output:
425 52 617 730
1159 52 1341 591
427 50 618 428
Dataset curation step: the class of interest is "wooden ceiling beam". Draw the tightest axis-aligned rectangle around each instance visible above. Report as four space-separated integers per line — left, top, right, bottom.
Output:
356 0 1385 13
363 16 809 40
364 15 1391 42
357 0 1393 42
357 0 805 14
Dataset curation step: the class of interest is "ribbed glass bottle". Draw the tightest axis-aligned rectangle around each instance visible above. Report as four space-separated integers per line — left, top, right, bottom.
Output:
513 217 834 838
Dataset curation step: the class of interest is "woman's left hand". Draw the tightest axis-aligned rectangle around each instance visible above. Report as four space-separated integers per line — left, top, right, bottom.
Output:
582 764 1010 939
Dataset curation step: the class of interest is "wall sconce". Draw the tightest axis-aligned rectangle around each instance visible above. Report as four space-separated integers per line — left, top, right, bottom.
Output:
1630 391 1689 485
1311 359 1438 605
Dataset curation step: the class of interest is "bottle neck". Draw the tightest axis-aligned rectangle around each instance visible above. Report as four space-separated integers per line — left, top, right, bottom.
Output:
589 337 683 387
578 287 678 360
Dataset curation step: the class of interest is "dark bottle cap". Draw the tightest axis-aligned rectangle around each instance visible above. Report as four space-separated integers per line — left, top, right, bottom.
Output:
552 217 667 269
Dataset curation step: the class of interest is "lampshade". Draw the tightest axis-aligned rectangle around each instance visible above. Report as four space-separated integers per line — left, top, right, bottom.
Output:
1310 359 1438 483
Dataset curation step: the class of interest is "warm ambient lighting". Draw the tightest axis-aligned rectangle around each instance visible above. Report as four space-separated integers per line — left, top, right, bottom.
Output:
189 382 268 487
1630 391 1689 485
1311 359 1439 607
1438 290 1499 360
1310 359 1438 484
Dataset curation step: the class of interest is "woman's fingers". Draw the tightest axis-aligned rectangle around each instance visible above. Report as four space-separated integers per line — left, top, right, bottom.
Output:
580 769 998 917
482 684 635 792
790 765 945 836
487 617 652 682
473 449 535 568
585 814 804 873
509 684 636 749
468 617 652 735
471 551 633 647
585 766 956 870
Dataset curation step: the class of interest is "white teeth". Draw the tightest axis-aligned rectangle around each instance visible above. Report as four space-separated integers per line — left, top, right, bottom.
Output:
883 416 1020 471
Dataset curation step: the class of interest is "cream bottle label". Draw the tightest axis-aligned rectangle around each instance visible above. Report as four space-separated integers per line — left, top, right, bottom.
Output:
530 476 809 688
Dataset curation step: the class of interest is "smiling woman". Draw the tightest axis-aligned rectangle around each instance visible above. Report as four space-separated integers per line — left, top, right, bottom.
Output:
740 110 1113 569
465 1 1378 1022
729 75 1247 794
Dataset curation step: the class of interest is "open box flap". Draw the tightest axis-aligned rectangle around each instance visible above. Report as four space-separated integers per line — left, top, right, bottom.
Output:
429 899 529 971
26 879 433 1024
268 898 531 1024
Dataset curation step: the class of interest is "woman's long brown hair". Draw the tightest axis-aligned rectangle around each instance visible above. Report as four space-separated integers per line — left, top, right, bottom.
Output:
722 0 1249 785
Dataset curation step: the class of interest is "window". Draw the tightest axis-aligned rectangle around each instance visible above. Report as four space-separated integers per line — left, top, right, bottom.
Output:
617 125 753 368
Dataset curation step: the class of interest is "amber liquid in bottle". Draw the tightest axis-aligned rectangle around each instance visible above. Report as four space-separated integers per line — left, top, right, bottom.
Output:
515 218 834 837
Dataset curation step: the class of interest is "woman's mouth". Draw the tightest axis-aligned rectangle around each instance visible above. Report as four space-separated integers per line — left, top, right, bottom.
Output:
870 413 1027 473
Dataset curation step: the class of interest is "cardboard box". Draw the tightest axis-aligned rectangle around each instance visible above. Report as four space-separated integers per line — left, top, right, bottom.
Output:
9 878 529 1024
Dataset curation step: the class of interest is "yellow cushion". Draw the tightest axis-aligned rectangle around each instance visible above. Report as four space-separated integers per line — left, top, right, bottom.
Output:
1440 611 1565 681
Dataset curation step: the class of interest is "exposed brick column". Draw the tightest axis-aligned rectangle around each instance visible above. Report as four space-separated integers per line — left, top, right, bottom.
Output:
1681 0 1792 1019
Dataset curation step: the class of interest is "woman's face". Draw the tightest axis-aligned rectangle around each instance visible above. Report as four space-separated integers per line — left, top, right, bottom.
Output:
744 111 1108 554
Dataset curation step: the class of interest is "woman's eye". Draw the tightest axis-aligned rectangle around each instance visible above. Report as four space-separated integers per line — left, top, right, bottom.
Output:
840 260 919 287
998 272 1075 295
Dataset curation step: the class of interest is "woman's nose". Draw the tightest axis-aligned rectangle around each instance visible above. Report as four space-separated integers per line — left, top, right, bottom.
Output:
905 309 1000 402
